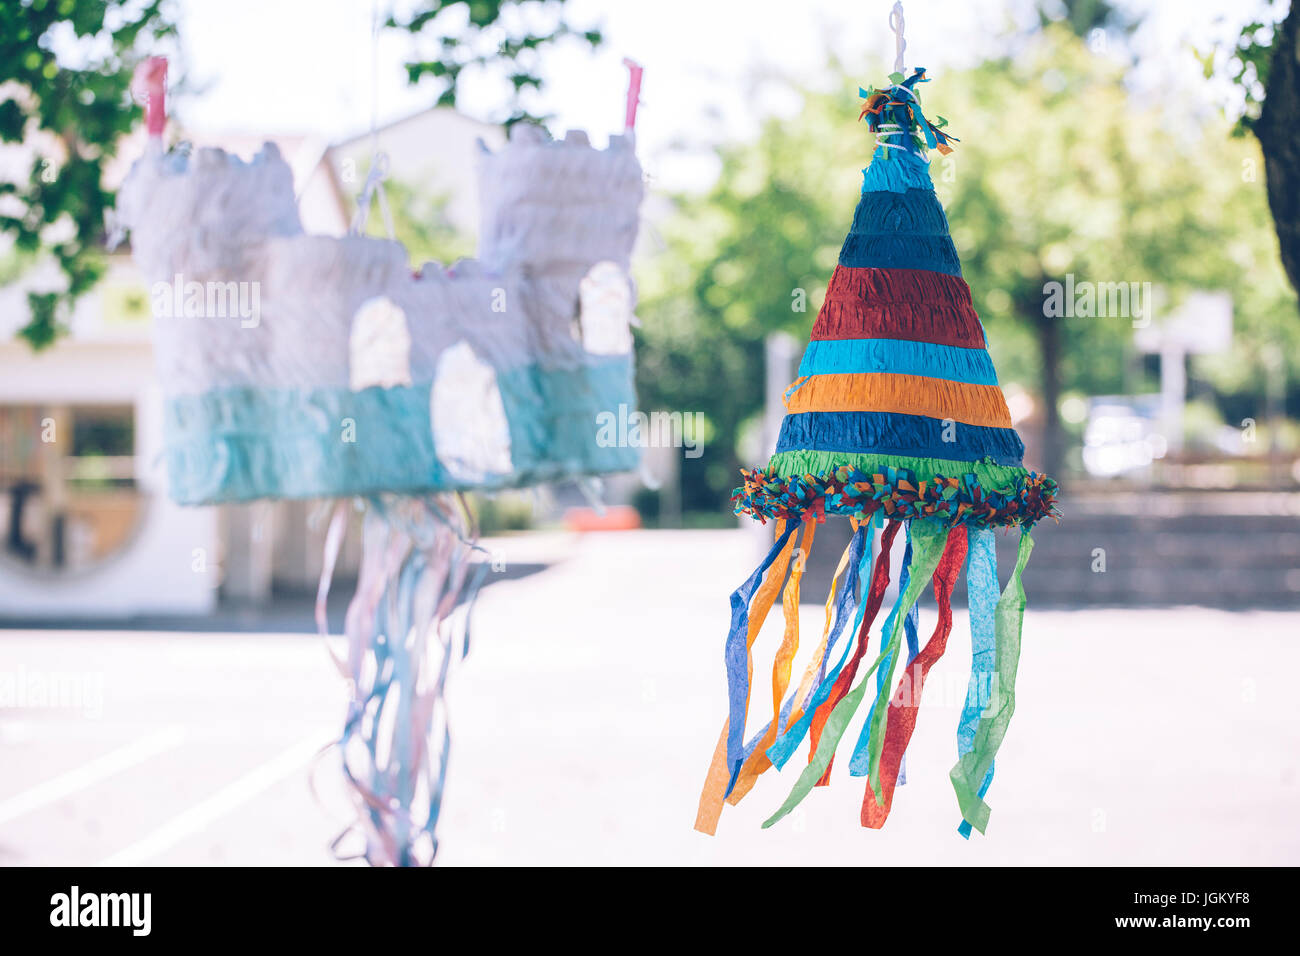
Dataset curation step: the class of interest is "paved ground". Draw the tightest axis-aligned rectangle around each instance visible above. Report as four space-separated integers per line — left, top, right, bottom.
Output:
2 528 1298 865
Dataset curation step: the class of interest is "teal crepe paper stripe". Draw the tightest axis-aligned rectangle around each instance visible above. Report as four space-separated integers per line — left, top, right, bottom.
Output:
860 145 934 194
949 529 1034 835
762 518 946 828
795 338 1000 386
957 526 998 837
163 355 637 504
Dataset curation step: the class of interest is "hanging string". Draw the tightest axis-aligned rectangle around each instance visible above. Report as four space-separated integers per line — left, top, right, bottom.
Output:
351 0 395 239
871 3 907 155
889 1 906 75
871 3 931 162
350 151 394 237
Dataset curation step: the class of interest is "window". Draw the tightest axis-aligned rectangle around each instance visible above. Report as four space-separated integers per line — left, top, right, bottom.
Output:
0 404 143 572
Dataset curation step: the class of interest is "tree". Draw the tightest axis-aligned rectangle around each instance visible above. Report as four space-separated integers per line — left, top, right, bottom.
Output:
939 26 1294 478
1254 7 1300 295
5 0 598 351
635 84 868 516
0 0 177 350
1199 1 1300 296
386 0 601 125
361 173 476 266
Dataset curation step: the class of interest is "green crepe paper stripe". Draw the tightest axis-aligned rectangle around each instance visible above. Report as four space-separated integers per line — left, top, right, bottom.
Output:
761 517 948 830
863 518 951 802
768 449 1029 495
948 529 1034 834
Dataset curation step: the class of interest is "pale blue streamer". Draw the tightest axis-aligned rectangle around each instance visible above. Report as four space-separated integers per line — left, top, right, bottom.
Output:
957 526 998 838
335 496 486 865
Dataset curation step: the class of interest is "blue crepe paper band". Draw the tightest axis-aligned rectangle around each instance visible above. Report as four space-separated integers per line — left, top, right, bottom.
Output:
848 188 952 236
774 410 1025 465
838 234 963 276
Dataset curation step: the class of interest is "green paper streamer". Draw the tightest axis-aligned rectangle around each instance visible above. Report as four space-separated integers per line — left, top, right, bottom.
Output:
762 518 947 829
948 529 1034 835
863 518 950 802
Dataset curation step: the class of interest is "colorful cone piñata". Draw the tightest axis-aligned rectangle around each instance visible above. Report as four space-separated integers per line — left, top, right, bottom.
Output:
695 66 1059 839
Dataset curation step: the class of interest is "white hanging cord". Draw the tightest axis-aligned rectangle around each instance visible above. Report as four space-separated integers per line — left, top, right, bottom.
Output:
875 122 904 151
351 0 396 239
351 151 395 236
369 0 380 159
889 1 906 76
874 2 928 162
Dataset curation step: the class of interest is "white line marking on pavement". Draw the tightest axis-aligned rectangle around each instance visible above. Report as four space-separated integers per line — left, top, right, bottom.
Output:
0 725 187 826
96 735 328 866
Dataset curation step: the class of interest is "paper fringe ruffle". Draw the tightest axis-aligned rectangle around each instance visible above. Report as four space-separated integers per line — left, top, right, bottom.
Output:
732 463 1059 529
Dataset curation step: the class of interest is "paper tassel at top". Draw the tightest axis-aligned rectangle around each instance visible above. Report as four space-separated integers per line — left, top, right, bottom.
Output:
860 67 959 158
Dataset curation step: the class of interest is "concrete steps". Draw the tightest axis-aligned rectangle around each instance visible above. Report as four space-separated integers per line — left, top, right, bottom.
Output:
792 491 1300 609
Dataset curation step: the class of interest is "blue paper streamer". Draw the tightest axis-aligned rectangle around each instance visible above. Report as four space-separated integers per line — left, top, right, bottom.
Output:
767 514 879 770
724 520 800 795
734 523 872 767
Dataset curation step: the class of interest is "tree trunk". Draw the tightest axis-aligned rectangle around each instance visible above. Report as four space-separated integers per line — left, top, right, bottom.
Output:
1257 7 1300 295
1034 304 1064 480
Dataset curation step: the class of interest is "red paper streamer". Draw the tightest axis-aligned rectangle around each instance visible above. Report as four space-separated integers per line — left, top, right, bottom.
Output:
861 524 968 827
808 518 902 786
